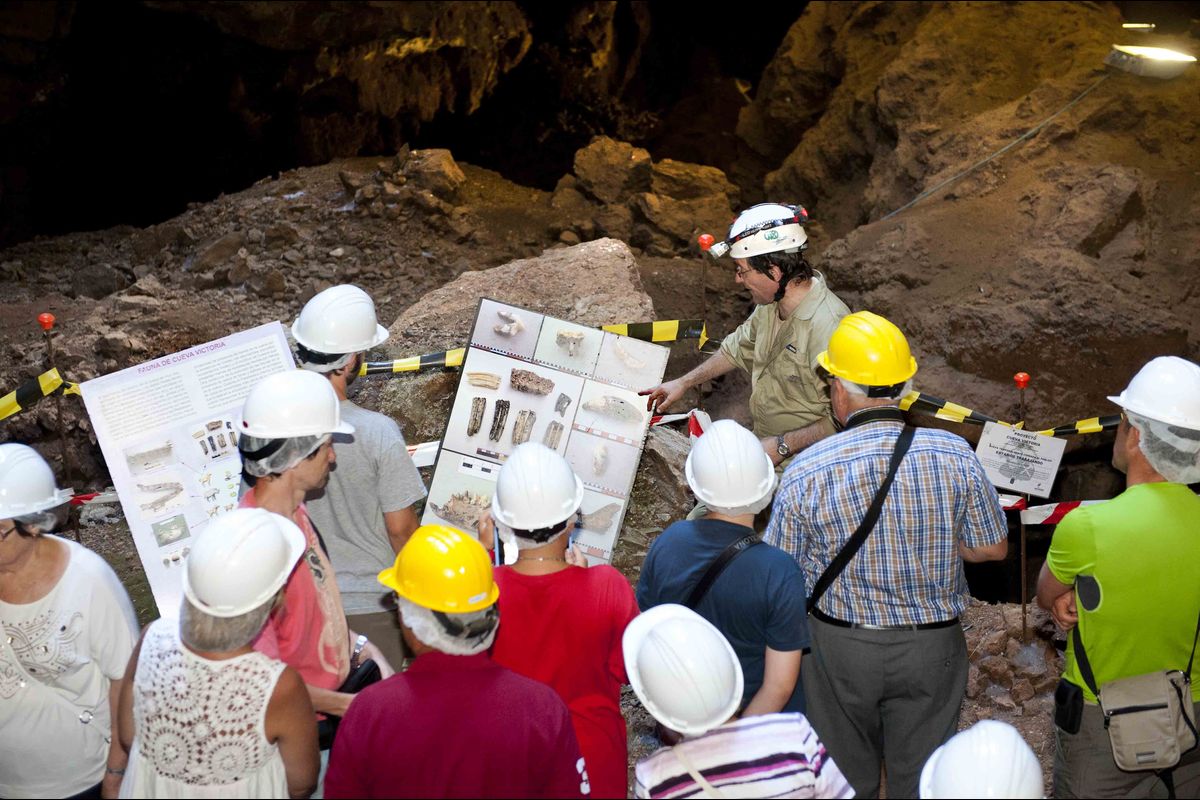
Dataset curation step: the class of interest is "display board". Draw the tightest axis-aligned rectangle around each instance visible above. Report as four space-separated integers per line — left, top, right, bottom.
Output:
80 322 295 616
421 299 669 563
975 421 1066 499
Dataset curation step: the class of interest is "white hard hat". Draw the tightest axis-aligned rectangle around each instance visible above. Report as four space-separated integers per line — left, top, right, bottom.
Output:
1107 355 1200 430
725 203 809 259
685 419 777 513
0 443 72 518
919 720 1043 799
238 370 355 438
623 604 744 737
182 508 307 618
491 442 585 531
291 284 389 355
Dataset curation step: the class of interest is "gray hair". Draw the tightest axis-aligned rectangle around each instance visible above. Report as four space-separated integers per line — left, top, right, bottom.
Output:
1128 411 1200 484
397 596 497 656
839 377 912 402
179 594 276 652
239 434 329 478
11 506 64 535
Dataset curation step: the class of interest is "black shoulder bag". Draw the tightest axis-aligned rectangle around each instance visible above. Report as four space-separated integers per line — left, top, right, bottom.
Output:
685 532 762 610
806 426 915 614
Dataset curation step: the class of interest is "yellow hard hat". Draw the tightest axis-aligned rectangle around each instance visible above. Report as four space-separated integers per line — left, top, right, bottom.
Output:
817 311 918 388
377 524 499 613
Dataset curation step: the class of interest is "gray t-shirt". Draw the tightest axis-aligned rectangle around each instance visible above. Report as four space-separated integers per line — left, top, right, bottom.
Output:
306 400 427 614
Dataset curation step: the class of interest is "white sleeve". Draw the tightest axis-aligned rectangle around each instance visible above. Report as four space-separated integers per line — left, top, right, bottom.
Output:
81 549 140 681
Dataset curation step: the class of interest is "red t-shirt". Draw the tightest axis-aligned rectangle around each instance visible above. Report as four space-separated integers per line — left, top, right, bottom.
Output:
324 652 589 799
241 490 349 691
491 565 639 799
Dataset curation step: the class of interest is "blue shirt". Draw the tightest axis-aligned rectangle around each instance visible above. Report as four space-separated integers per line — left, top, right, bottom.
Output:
636 519 810 712
767 418 1007 626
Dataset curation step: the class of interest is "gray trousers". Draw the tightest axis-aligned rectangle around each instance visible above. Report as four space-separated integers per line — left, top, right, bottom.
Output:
1054 700 1200 798
802 616 968 799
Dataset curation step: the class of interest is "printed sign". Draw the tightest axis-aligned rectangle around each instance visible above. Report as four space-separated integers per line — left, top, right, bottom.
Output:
80 323 295 616
422 300 669 564
975 421 1066 499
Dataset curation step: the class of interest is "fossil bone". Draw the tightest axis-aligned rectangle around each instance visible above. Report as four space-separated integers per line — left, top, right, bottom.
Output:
493 309 525 337
542 421 564 449
580 502 621 533
555 392 573 417
467 397 486 437
582 395 642 424
510 368 554 395
489 399 510 442
430 491 492 532
556 330 585 357
593 444 609 475
138 481 184 513
467 372 501 389
613 340 647 370
512 409 536 445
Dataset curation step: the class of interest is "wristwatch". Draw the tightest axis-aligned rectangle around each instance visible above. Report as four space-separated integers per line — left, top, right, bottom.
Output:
775 435 791 458
351 634 368 668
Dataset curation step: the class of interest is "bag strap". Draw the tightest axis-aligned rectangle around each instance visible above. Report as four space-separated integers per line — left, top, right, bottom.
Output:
671 743 726 798
685 533 761 610
1073 606 1200 698
807 426 915 614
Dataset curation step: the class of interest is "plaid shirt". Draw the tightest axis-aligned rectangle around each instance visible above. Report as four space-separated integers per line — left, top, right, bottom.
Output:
766 417 1007 626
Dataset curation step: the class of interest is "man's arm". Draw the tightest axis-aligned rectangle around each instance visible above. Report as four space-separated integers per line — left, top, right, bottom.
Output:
959 539 1008 562
762 418 837 466
1036 563 1078 629
741 647 802 717
384 506 420 554
641 351 738 412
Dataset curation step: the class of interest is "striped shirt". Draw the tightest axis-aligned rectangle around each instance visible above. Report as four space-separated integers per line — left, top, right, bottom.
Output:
634 713 853 799
766 417 1006 626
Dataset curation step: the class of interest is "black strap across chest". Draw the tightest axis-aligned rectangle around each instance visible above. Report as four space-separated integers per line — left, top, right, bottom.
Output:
685 532 762 610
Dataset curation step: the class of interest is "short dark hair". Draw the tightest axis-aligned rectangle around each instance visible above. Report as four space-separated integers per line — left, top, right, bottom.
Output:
746 250 815 301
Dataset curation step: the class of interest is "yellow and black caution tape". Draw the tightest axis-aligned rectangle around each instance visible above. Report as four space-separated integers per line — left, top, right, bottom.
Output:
360 319 717 376
899 391 1022 429
601 319 714 352
0 368 80 423
1036 415 1120 437
360 347 466 376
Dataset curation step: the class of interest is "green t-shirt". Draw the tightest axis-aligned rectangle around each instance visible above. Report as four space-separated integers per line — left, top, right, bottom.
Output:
1047 481 1200 702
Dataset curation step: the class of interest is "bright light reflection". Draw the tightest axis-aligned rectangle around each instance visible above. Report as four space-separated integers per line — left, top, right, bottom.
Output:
1112 45 1196 62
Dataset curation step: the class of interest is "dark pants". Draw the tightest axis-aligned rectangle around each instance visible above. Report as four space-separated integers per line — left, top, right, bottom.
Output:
802 616 968 799
1054 699 1200 798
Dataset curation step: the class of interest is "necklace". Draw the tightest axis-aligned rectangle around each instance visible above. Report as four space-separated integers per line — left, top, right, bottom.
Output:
516 556 567 563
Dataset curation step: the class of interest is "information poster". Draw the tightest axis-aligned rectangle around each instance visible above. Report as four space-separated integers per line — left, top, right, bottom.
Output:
80 323 295 616
975 421 1066 498
422 299 669 563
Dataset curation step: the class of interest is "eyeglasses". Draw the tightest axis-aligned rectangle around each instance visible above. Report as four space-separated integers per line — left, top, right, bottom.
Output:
734 264 754 279
433 607 499 643
0 524 18 542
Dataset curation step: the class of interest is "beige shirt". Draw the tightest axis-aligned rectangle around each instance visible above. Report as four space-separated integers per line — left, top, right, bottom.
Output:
719 273 850 441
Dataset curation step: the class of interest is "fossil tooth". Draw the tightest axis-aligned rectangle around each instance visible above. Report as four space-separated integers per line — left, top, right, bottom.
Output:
555 392 572 417
614 340 647 370
467 372 501 389
510 368 554 395
593 443 609 475
542 420 564 449
430 491 492 532
467 397 486 436
582 395 642 424
512 409 536 445
494 309 525 337
580 502 621 533
556 330 585 357
489 399 510 442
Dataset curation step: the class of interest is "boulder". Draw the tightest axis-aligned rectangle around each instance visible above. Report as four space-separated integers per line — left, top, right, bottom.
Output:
71 262 130 300
188 231 245 273
404 149 466 201
650 159 738 205
573 136 651 205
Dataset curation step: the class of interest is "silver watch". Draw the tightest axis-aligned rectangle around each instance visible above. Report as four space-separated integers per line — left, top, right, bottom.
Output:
776 435 791 458
351 634 368 667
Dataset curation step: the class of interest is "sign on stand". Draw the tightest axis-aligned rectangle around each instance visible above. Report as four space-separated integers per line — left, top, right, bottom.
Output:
80 322 295 617
421 299 669 564
975 421 1066 498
